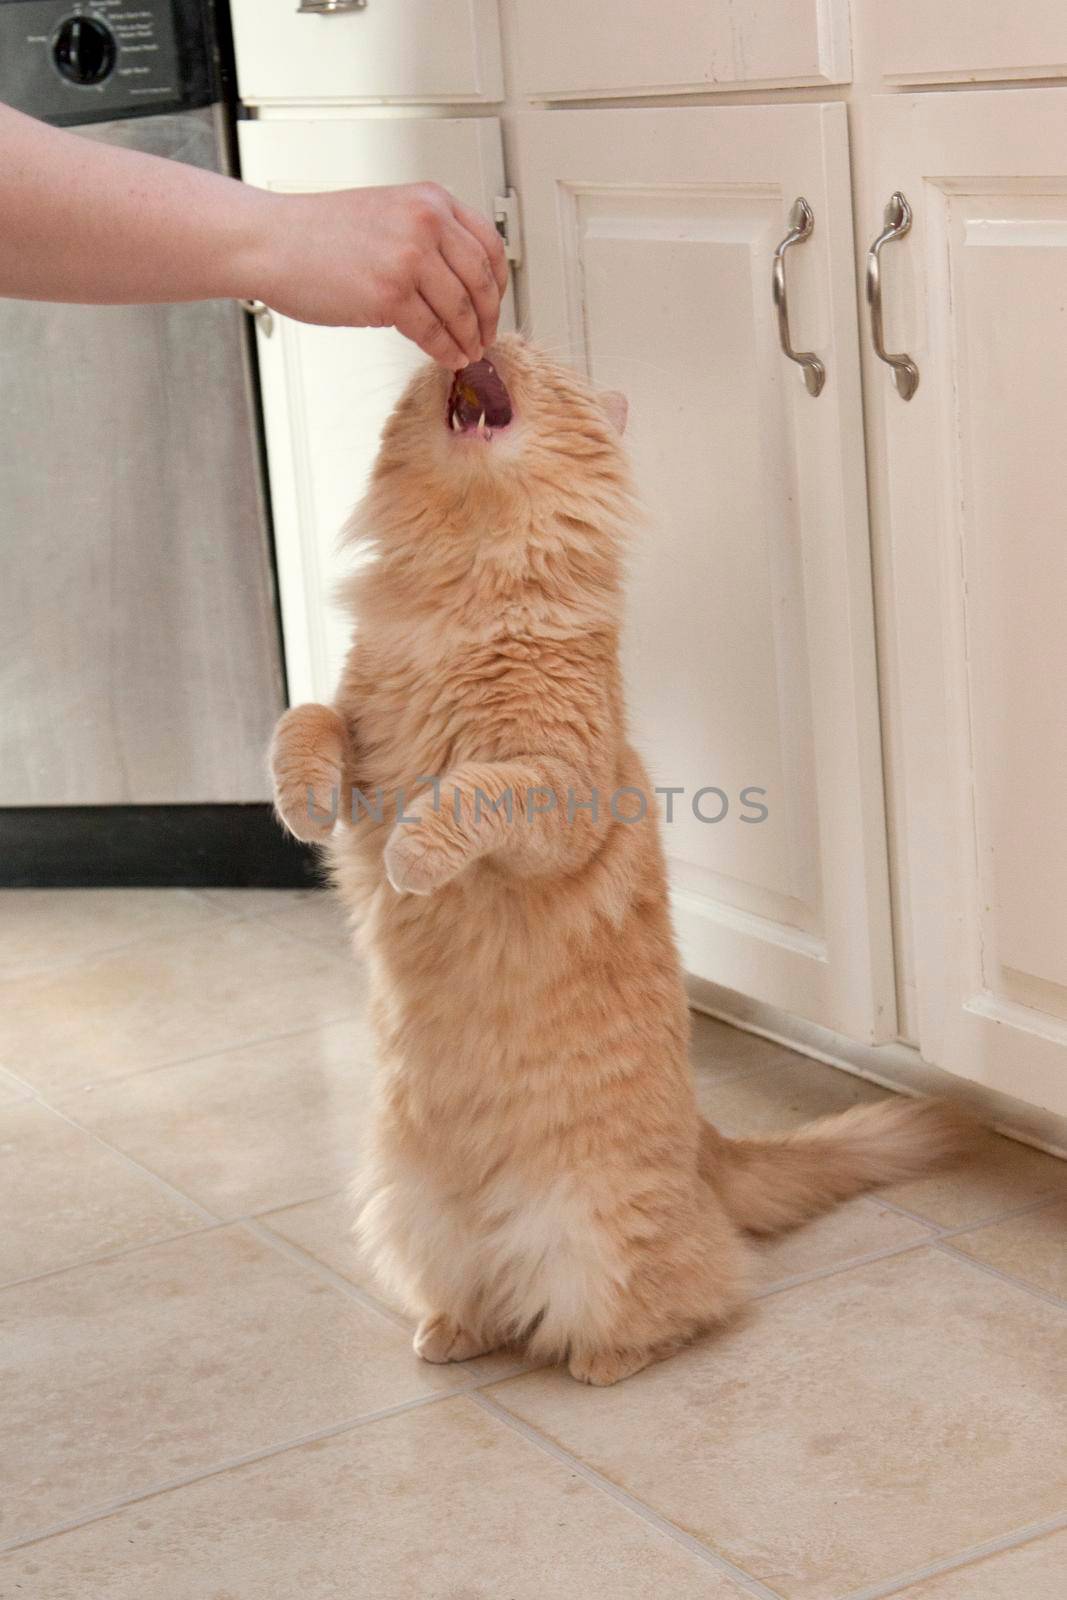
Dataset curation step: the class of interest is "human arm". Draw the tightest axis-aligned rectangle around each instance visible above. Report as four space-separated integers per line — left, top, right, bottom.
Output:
0 101 507 367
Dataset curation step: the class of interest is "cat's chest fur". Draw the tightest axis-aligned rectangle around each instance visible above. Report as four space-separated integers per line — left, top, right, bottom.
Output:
350 610 589 790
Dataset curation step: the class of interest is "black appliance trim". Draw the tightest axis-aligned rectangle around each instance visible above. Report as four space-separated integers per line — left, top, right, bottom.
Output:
0 804 323 888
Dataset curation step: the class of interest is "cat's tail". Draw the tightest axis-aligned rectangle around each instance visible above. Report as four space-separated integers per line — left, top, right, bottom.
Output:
700 1097 976 1237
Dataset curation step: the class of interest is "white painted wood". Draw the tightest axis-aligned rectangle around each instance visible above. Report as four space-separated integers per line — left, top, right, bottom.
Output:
687 977 1067 1164
858 0 1067 87
865 89 1067 1117
508 0 850 99
237 117 514 703
230 0 503 107
513 104 895 1042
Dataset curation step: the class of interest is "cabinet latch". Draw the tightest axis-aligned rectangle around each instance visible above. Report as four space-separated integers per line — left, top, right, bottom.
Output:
493 189 523 267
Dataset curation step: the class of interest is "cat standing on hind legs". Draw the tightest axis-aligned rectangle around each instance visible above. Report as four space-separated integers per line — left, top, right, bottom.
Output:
271 334 972 1385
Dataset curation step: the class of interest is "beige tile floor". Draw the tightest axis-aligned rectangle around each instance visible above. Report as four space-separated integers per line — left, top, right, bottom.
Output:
1 889 1066 1599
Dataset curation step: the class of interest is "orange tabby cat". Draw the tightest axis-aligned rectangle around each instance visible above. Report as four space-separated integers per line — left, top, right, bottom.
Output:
271 335 968 1385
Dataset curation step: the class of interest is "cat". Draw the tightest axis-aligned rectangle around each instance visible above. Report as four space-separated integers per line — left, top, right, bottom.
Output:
270 334 970 1386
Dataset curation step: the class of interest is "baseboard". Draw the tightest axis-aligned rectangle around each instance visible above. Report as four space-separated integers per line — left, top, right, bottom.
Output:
687 974 1067 1163
0 804 322 889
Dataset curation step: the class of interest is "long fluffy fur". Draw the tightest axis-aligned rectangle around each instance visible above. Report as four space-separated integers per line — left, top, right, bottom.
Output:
270 335 972 1386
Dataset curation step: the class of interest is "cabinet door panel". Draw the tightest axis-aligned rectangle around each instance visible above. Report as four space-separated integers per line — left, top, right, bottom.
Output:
860 0 1067 87
238 118 514 703
230 0 502 106
511 0 849 99
866 90 1067 1114
514 106 894 1041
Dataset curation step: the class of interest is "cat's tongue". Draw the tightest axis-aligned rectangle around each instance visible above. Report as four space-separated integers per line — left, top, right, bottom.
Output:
447 358 513 435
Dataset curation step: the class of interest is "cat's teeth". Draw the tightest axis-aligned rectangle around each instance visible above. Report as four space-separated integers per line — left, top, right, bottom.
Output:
478 410 486 431
451 412 462 431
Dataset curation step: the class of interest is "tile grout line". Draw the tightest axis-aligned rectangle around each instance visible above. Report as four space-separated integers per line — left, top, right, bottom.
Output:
933 1237 1067 1313
239 1216 415 1333
241 1215 534 1384
752 1192 1067 1303
873 1189 1067 1235
0 1218 228 1295
752 1237 934 1301
470 1392 787 1600
17 1003 370 1105
0 1389 469 1557
0 1191 350 1297
833 1508 1067 1600
242 1213 537 1383
31 1100 222 1226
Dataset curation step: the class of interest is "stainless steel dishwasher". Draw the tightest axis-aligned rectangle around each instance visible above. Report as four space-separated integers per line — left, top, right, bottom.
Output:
0 0 286 821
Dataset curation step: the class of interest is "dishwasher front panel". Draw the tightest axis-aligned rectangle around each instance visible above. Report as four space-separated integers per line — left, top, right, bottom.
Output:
0 107 286 805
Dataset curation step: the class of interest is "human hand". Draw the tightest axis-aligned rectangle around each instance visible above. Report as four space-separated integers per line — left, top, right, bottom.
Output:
248 182 508 368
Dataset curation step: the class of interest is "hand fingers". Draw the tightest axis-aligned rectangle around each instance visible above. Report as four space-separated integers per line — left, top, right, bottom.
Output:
394 292 468 368
450 197 509 299
415 253 483 366
439 217 501 354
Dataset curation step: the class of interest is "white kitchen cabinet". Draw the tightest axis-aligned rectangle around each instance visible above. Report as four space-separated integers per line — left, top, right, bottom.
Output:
230 0 503 107
235 7 1067 1130
509 0 851 99
238 117 515 703
857 0 1067 87
513 105 896 1043
863 89 1067 1117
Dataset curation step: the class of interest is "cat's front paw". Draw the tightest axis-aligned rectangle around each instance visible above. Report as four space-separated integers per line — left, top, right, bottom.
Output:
383 823 465 896
270 704 348 844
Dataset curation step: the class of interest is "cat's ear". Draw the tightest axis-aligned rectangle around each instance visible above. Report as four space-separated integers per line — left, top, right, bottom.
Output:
599 389 628 436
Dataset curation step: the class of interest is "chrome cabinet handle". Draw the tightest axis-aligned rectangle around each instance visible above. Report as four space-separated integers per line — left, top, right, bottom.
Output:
296 0 366 12
772 197 825 398
239 299 274 338
866 192 919 401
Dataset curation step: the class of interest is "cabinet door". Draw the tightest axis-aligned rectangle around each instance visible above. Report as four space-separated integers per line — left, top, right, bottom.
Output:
512 0 850 99
857 0 1067 88
513 106 895 1041
230 0 502 107
865 90 1067 1116
238 117 514 703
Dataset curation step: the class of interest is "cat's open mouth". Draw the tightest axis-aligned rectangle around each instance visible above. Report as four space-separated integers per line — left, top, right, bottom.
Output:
446 358 513 441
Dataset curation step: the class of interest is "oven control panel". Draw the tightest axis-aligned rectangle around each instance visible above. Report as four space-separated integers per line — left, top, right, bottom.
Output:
0 1 211 122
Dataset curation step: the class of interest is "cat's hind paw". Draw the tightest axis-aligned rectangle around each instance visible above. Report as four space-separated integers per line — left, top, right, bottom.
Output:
414 1314 497 1364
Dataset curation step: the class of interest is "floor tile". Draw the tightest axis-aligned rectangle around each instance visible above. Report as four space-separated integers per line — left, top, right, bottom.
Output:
262 1190 530 1383
0 1397 747 1598
695 1054 889 1135
0 1225 477 1544
750 1198 933 1292
260 889 352 950
694 1054 1067 1231
689 1012 805 1084
0 917 364 1092
0 889 229 980
261 1189 392 1303
0 1068 32 1107
0 1101 204 1286
54 1015 377 1219
950 1197 1067 1300
882 1131 1067 1229
887 1527 1067 1598
487 1249 1067 1600
194 888 321 918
